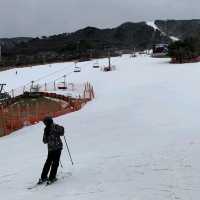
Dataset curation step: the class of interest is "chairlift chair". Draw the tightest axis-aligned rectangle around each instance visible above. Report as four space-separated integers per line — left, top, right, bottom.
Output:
57 82 67 90
93 62 99 68
74 67 81 72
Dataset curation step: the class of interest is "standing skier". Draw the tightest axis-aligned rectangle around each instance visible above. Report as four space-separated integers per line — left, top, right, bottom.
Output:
38 116 64 185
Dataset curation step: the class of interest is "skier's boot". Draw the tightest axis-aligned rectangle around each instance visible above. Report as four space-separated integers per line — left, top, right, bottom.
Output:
37 177 48 185
47 177 57 185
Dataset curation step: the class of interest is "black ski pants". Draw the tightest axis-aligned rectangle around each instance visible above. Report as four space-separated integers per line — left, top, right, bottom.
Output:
41 149 62 181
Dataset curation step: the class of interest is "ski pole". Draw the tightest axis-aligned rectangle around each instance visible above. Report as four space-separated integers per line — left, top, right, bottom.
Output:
64 135 74 165
60 160 63 168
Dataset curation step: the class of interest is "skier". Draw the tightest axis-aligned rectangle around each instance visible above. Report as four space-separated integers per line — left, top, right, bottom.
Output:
38 116 64 185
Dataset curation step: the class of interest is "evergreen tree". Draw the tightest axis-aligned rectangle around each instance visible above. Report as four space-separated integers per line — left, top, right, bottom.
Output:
168 37 200 63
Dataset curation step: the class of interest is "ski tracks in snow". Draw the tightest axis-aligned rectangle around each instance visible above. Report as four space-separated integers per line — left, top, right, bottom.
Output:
73 140 200 200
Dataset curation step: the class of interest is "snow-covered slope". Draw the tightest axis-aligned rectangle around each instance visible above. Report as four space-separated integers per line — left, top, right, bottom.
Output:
146 21 160 30
146 21 180 41
1 55 200 200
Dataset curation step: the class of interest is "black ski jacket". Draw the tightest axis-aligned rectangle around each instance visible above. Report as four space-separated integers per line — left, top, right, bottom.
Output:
43 123 64 152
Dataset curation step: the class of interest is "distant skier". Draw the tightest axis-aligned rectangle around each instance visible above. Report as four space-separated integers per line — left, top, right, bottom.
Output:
38 116 64 185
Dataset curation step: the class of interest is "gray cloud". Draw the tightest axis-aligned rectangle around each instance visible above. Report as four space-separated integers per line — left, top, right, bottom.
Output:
0 0 199 38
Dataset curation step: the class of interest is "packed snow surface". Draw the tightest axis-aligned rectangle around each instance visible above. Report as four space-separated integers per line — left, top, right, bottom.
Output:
1 55 200 200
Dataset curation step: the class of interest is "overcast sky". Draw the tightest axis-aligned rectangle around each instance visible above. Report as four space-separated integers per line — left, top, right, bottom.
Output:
0 0 199 38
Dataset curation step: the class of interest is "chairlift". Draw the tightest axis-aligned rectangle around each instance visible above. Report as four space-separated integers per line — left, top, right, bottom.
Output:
93 61 99 68
74 67 81 72
57 82 67 90
73 61 81 72
30 84 40 93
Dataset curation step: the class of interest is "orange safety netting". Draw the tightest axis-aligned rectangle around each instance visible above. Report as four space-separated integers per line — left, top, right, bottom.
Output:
0 83 95 137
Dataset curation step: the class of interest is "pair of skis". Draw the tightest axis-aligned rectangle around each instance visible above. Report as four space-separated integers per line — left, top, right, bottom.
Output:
27 172 72 190
27 179 57 190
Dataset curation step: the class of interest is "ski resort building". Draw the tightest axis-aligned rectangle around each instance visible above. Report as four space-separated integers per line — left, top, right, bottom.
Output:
152 44 168 58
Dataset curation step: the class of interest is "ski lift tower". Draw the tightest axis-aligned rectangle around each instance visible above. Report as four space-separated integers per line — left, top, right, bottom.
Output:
131 48 136 57
0 83 11 101
108 51 111 71
0 84 6 93
103 51 112 72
